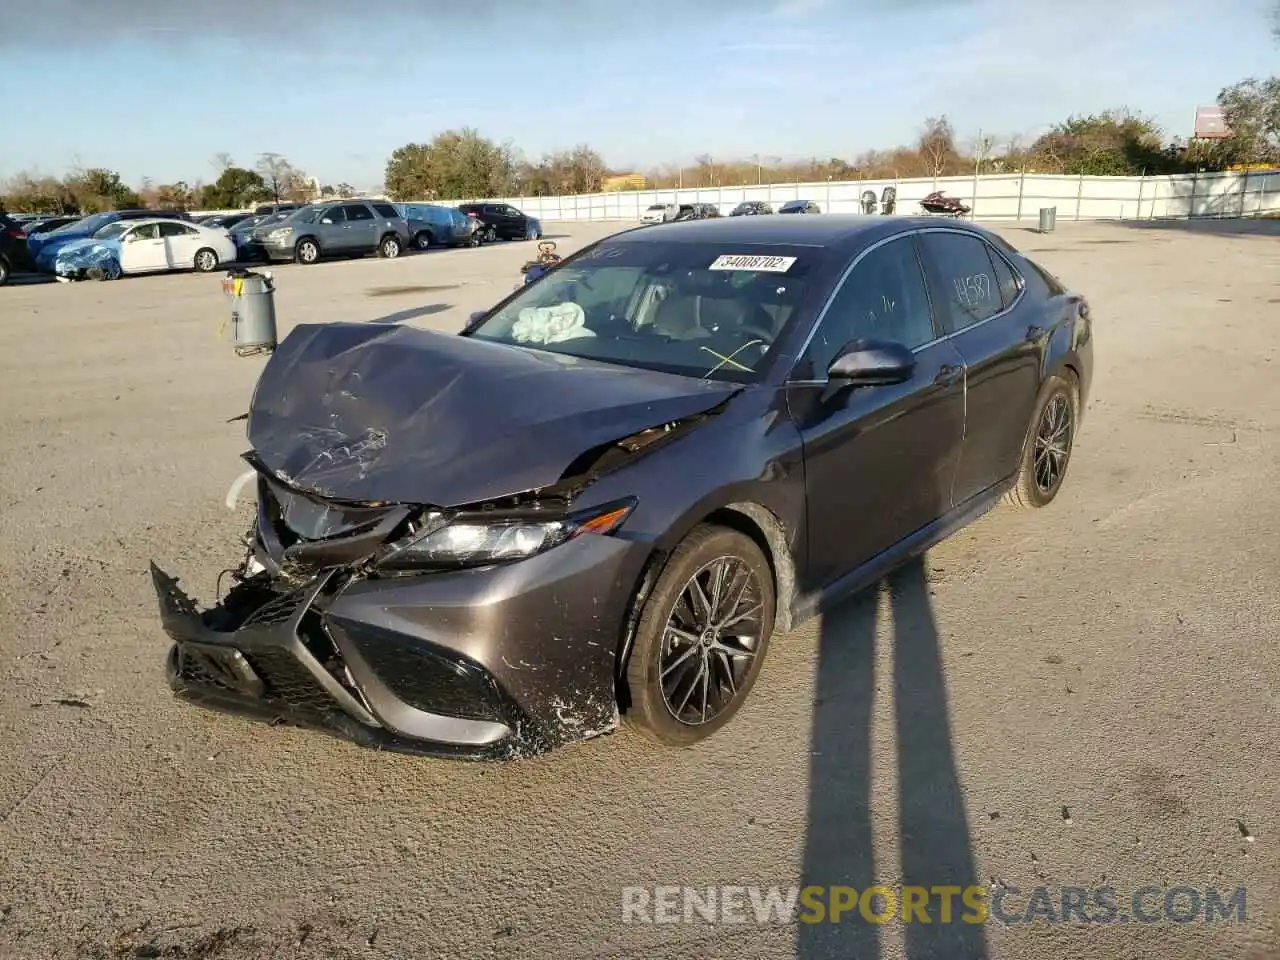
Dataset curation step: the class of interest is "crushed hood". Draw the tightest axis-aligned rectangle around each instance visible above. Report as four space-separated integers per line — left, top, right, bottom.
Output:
247 321 738 506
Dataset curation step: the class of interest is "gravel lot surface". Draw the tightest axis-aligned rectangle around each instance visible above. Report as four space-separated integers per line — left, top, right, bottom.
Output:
0 218 1276 960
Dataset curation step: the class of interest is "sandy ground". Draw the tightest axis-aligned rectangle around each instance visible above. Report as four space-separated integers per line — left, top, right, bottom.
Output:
0 218 1276 960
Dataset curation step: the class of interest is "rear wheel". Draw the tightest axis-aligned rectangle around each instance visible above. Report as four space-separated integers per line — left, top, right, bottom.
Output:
193 248 219 272
0 255 9 286
295 238 320 264
623 525 775 746
379 234 402 259
1005 372 1079 509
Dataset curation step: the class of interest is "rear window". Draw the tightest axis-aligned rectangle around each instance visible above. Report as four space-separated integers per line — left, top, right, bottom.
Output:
372 203 399 218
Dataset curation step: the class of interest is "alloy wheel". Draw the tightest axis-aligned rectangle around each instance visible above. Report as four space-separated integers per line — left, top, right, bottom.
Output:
1033 393 1072 494
195 250 217 272
659 556 764 725
298 241 318 263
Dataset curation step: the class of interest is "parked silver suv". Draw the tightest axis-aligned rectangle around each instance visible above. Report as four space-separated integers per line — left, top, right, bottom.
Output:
259 200 411 265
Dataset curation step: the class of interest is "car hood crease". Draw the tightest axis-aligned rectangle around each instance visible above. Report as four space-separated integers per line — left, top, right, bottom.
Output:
247 322 739 506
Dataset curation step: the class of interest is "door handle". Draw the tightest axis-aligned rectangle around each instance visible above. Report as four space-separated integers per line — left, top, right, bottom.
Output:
934 363 962 385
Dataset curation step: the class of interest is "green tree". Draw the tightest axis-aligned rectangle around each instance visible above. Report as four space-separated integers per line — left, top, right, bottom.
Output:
384 129 516 200
1218 77 1280 164
1030 110 1173 175
200 166 268 209
64 168 141 211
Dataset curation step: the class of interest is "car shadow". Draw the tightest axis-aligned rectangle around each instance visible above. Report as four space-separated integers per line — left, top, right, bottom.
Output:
368 303 452 325
797 556 989 960
4 272 56 286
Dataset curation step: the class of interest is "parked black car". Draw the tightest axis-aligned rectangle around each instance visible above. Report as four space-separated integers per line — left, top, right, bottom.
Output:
152 215 1092 758
23 215 81 235
730 201 775 216
457 202 543 242
0 213 37 286
779 199 822 214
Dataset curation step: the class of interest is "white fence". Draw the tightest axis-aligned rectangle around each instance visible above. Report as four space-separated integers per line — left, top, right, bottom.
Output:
474 170 1280 223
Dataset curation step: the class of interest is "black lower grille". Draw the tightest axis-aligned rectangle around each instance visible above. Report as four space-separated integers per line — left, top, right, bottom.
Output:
243 647 336 713
336 620 508 724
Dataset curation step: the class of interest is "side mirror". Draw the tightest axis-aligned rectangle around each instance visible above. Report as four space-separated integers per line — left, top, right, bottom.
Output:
463 310 487 334
826 339 916 389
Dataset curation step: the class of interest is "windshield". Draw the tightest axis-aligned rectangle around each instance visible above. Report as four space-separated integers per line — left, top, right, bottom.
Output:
645 204 668 211
286 206 321 223
467 240 822 382
53 213 112 235
232 216 265 233
93 221 132 239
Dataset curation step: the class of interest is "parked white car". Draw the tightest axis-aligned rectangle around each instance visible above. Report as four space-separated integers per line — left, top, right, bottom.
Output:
641 203 678 224
52 218 238 280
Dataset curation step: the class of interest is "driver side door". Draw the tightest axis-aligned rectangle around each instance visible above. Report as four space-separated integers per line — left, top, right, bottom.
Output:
119 223 168 273
786 233 966 590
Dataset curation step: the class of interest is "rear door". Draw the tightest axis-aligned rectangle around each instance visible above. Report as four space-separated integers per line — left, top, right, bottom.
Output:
159 221 201 268
916 228 1043 503
340 203 377 251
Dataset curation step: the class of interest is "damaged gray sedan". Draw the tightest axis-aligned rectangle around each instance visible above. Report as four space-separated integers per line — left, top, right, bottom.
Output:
152 215 1092 758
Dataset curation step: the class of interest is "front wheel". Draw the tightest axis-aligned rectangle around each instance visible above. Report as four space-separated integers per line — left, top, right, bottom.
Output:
295 239 320 264
0 256 9 286
623 525 775 746
193 248 219 272
414 231 433 251
1005 372 1079 509
379 235 403 259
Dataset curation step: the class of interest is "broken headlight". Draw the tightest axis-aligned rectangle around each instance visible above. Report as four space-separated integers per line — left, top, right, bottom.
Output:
377 499 635 571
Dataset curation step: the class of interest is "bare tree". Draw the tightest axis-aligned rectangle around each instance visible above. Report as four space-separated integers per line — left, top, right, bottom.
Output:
255 153 297 202
917 116 957 181
969 131 995 175
212 153 234 174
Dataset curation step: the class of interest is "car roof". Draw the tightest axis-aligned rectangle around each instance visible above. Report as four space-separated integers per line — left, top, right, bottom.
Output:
613 214 989 248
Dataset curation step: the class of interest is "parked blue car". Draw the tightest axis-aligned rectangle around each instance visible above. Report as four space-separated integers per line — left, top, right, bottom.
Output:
29 209 190 270
394 203 477 250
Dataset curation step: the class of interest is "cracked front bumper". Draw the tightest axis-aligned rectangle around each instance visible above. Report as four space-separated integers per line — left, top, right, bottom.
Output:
150 532 647 759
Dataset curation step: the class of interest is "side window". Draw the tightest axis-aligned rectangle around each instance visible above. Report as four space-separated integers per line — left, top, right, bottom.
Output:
987 246 1022 308
372 203 399 218
918 232 1004 333
343 204 374 222
1019 257 1066 299
319 206 345 224
158 222 195 237
799 237 935 378
130 223 160 240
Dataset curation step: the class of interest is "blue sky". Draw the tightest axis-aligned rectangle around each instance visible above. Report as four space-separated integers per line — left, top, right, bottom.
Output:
1 0 1275 190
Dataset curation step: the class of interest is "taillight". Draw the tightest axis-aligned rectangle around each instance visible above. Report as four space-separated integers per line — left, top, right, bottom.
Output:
5 227 26 240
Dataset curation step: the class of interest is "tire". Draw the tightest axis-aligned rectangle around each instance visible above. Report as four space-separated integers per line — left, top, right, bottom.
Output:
485 227 498 244
193 248 219 272
379 234 402 259
294 238 320 264
1004 371 1080 509
413 230 433 252
0 256 9 287
623 525 775 746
